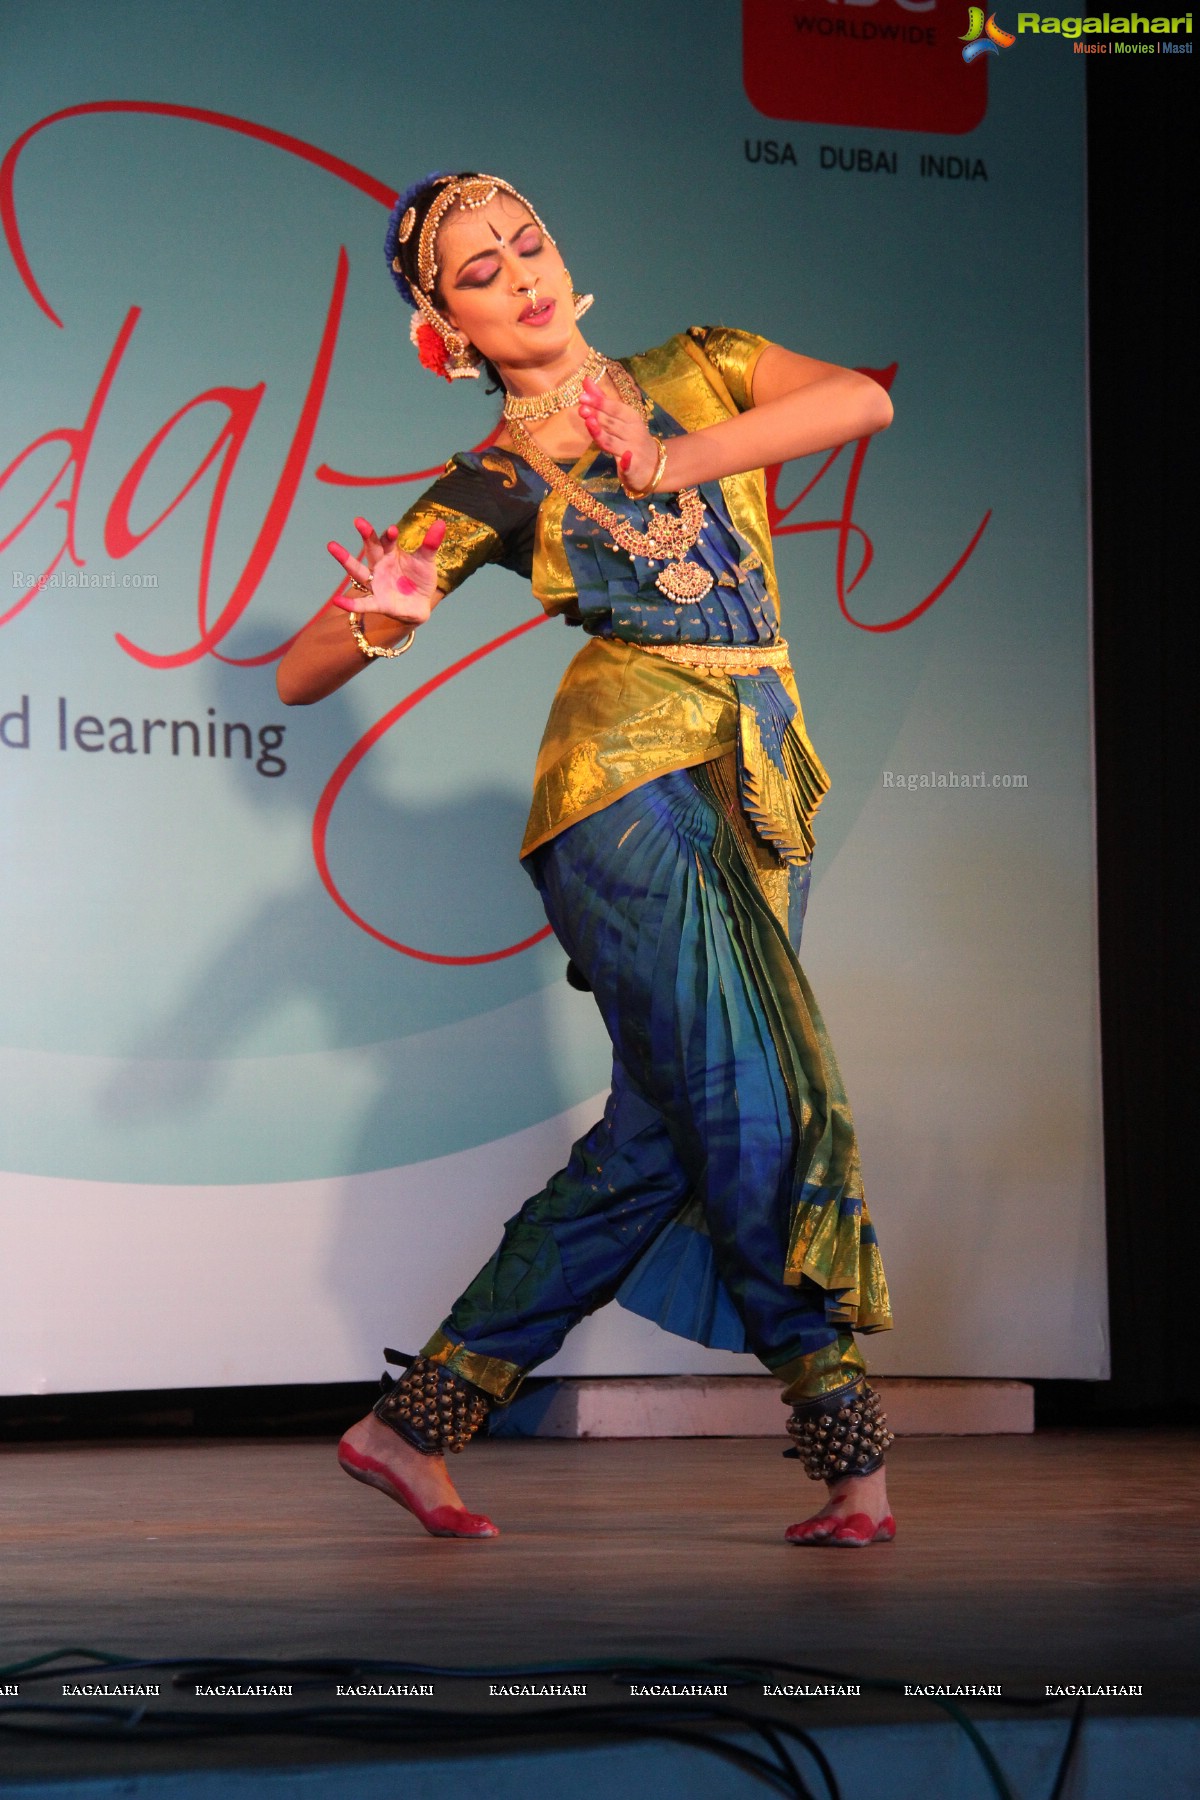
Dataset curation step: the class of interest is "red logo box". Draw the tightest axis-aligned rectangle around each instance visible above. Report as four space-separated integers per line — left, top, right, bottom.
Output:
743 0 988 136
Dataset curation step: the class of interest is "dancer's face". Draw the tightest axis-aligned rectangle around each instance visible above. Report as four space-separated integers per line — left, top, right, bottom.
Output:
436 192 577 374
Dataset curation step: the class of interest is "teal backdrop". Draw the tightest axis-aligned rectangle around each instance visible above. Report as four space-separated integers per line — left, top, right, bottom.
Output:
0 0 1105 1390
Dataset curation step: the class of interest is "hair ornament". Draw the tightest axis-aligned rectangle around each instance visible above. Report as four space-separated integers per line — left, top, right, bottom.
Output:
410 313 453 381
383 171 453 305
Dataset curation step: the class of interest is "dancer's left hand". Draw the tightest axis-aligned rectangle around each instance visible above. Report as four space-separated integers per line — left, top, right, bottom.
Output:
578 377 660 492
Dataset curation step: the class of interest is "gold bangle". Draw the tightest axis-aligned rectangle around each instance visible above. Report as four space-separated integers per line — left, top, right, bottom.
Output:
620 436 669 501
348 610 416 660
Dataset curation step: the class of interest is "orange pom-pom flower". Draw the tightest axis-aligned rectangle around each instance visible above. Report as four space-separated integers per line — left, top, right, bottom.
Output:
414 321 452 381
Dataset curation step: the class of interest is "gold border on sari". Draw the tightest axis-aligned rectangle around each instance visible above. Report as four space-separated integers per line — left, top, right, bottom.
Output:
531 443 600 614
391 501 502 597
688 324 772 415
420 1327 525 1404
771 1335 868 1404
695 763 893 1335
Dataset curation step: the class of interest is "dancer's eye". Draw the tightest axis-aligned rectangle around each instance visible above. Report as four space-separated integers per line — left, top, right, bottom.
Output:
459 260 500 290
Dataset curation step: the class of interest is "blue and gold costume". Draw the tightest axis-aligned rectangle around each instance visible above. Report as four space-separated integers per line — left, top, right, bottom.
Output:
389 326 891 1410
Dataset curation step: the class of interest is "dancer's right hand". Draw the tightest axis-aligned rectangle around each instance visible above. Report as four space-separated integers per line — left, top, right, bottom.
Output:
326 517 446 627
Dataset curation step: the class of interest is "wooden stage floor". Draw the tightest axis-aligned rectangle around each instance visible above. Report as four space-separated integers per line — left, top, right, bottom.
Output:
5 1430 1198 1684
2 1431 1197 1781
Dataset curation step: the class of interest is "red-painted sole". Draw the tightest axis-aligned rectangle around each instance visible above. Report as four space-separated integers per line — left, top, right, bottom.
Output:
785 1511 896 1548
337 1439 499 1538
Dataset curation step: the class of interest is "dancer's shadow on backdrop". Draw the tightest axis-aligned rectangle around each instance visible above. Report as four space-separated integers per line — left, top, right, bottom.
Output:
97 654 575 1367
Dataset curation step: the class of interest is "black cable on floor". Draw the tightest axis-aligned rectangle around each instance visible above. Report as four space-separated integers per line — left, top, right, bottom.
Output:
0 1702 824 1800
1046 1695 1087 1800
0 1644 1115 1800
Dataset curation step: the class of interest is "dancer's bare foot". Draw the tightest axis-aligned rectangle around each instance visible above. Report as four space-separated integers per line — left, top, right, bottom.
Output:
338 1411 499 1538
785 1464 895 1547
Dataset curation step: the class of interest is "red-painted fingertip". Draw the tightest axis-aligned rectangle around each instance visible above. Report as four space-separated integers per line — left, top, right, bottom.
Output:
619 451 632 471
353 516 373 535
329 594 355 613
423 518 447 549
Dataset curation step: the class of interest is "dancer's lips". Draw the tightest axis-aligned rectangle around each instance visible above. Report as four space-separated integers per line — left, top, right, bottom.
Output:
519 297 556 326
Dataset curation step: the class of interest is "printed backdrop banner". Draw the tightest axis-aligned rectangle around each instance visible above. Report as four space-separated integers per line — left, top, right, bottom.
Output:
0 0 1104 1390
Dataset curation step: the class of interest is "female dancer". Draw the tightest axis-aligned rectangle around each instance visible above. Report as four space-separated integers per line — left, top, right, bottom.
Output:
277 172 896 1547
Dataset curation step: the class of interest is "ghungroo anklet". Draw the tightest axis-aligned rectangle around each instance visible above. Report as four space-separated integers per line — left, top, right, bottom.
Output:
373 1354 490 1456
784 1381 893 1482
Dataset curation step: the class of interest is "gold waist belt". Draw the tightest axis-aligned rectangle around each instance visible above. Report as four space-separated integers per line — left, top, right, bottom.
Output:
633 637 792 674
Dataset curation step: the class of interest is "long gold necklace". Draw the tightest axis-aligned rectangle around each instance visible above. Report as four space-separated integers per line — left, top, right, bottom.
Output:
506 358 714 602
502 346 608 423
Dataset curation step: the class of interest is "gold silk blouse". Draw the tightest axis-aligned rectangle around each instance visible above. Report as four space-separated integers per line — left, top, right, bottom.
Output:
389 326 827 860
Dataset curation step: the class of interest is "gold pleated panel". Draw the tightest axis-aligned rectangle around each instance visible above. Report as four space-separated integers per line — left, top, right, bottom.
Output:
703 750 792 935
736 694 831 867
790 1194 893 1333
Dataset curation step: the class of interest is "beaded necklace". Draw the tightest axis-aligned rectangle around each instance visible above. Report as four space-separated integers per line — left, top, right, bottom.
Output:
506 358 714 602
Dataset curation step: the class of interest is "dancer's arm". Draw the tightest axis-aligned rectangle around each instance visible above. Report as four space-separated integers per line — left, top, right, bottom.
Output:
276 518 446 706
578 345 892 496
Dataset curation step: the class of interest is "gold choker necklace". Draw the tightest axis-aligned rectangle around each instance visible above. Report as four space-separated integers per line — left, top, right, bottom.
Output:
502 346 608 423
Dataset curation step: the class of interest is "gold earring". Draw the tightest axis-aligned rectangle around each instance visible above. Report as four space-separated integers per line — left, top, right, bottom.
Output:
445 332 482 380
563 270 593 320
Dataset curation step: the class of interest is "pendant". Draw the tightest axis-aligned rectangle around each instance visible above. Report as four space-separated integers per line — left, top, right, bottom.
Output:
655 561 714 602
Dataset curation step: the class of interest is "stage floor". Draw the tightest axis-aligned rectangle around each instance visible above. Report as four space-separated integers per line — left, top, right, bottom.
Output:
2 1431 1197 1782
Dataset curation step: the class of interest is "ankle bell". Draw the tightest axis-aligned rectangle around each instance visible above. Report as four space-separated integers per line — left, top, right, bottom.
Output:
784 1380 893 1482
373 1354 490 1456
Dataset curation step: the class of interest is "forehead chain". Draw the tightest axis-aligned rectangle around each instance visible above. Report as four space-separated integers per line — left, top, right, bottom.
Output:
415 175 556 293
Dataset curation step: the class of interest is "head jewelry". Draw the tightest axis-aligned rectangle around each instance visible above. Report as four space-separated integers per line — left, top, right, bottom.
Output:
383 172 557 381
